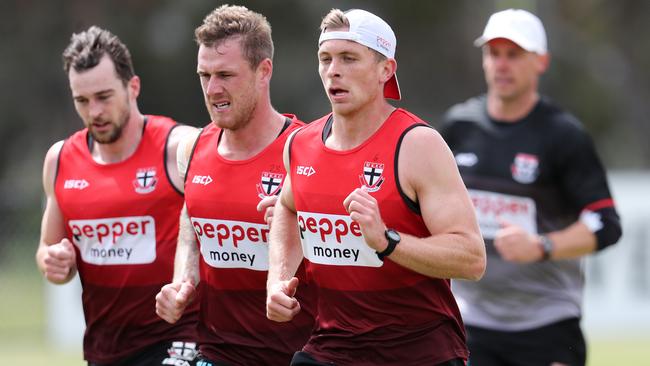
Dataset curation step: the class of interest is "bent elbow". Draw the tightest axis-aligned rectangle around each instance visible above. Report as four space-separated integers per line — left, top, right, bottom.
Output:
466 235 486 281
467 256 486 281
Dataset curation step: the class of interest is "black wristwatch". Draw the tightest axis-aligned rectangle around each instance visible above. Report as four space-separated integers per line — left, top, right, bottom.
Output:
377 228 401 261
538 235 554 261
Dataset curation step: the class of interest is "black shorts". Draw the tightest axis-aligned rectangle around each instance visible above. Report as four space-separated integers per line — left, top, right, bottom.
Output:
290 351 466 366
466 317 586 366
88 340 198 366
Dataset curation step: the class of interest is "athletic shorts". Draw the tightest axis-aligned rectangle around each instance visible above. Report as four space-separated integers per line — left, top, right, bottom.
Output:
466 317 586 366
88 340 198 366
290 351 466 366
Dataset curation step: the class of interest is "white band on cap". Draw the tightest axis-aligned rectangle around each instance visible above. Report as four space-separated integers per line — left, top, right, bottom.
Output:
318 30 393 59
318 31 361 45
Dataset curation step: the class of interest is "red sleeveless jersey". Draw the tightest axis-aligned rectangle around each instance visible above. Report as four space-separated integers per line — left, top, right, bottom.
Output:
55 115 198 364
289 109 468 365
184 116 315 365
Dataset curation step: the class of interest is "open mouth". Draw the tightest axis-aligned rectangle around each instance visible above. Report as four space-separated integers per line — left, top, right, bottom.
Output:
92 121 111 129
329 87 348 97
494 76 512 85
213 101 231 110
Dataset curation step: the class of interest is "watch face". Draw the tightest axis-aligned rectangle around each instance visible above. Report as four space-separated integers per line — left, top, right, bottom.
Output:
386 229 401 243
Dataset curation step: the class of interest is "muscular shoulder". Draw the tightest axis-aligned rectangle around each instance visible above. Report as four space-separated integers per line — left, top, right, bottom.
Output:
170 124 199 151
176 127 202 179
400 125 447 158
398 125 459 200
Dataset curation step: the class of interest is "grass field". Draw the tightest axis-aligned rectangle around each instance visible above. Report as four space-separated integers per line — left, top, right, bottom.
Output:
2 248 648 365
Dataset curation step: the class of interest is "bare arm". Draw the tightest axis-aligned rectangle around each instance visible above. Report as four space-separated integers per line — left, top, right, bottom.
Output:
546 221 597 258
35 141 77 284
266 132 304 322
173 204 200 284
267 174 303 285
156 132 200 323
494 219 597 263
173 131 202 283
345 127 486 280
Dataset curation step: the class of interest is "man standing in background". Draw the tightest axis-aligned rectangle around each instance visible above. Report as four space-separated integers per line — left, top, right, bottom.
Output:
441 9 622 366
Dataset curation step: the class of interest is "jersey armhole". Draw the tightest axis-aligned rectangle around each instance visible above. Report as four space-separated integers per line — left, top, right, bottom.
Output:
278 116 292 137
394 123 432 215
286 127 302 167
53 140 67 191
164 123 183 196
321 115 334 142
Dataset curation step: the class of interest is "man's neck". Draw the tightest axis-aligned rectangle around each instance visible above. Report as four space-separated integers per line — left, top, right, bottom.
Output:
218 102 285 161
327 99 395 151
487 91 539 122
92 111 144 164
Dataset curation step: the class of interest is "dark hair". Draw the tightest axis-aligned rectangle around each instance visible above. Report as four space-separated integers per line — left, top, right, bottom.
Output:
62 26 135 85
195 4 273 68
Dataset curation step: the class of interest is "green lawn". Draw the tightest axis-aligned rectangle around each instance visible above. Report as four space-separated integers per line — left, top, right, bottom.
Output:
588 339 650 365
1 250 647 365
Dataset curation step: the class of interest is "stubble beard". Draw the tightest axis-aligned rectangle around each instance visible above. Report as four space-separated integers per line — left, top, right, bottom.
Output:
91 101 131 144
209 91 257 132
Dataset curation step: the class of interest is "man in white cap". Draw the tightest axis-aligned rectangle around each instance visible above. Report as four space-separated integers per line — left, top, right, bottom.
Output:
441 9 622 366
266 8 486 366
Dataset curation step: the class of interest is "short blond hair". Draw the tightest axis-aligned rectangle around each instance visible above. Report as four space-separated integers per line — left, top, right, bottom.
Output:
320 8 348 32
195 4 273 68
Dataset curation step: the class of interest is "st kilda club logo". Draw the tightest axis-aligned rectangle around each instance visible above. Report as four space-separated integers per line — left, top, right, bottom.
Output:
511 153 539 184
133 167 158 194
256 172 284 199
359 161 385 192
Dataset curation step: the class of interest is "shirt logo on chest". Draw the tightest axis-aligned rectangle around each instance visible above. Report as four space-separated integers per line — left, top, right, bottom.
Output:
296 165 316 177
511 153 539 184
64 179 89 190
359 161 385 192
256 172 284 199
191 175 213 186
133 167 158 194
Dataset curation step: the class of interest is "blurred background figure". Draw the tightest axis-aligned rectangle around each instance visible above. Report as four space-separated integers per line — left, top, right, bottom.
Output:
441 9 621 366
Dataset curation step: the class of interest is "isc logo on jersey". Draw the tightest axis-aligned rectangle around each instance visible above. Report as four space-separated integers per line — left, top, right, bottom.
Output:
64 179 89 190
296 165 316 177
468 189 537 239
69 216 156 265
297 211 383 268
191 217 270 271
191 175 213 185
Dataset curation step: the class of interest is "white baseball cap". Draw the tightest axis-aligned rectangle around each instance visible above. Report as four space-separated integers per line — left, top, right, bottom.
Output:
318 9 401 100
474 9 547 54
